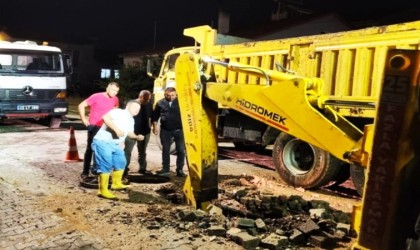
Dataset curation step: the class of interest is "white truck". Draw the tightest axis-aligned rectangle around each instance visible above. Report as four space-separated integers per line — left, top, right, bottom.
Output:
0 40 71 128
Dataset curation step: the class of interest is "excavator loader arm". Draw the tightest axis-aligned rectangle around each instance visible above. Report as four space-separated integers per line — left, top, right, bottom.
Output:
201 56 364 163
175 52 364 208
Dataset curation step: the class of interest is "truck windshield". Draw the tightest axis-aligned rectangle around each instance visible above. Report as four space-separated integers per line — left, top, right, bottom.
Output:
0 50 62 74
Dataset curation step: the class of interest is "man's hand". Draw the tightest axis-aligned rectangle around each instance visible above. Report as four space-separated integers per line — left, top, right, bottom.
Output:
152 126 158 135
81 118 90 127
78 100 90 127
137 134 144 141
152 122 159 135
114 128 125 137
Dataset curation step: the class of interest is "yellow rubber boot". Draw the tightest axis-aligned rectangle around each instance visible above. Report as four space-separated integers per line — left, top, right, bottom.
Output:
111 170 130 190
98 174 117 200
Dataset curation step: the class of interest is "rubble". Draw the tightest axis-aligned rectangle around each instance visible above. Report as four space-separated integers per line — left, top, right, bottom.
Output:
114 176 356 249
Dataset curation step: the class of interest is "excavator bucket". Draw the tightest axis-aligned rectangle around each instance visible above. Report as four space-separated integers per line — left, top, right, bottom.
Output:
175 52 219 209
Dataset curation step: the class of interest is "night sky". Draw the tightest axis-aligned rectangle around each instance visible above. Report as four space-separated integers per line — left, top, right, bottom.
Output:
0 0 419 53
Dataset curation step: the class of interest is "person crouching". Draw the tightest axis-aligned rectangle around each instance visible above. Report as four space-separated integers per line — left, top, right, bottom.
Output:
92 100 144 200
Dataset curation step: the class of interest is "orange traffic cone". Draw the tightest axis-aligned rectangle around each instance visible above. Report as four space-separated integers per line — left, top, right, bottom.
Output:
65 126 83 162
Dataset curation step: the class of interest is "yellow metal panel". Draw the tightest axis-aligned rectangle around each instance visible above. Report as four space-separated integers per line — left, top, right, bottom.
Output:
353 48 374 97
249 56 260 84
261 54 273 70
184 21 420 119
319 50 337 95
238 57 249 83
335 49 354 96
370 47 388 97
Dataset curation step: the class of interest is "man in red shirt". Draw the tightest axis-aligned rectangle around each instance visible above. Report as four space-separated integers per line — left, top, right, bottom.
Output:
78 82 120 179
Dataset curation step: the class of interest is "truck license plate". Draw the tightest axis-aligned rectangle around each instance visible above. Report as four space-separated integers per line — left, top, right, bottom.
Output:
17 105 39 110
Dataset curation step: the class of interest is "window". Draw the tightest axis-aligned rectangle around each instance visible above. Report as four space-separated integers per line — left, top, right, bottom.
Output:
101 68 111 78
0 50 62 73
100 68 119 79
0 54 12 66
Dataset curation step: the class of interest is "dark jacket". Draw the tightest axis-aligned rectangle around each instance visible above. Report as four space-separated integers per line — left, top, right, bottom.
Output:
134 102 153 135
152 98 182 131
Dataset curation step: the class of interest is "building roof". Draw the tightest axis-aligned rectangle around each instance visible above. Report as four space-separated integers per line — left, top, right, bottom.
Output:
229 12 350 39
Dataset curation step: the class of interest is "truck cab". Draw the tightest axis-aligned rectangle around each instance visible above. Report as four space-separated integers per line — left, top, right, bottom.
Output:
0 40 71 128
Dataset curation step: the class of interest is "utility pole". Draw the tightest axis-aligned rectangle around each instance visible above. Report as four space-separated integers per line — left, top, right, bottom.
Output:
153 21 157 50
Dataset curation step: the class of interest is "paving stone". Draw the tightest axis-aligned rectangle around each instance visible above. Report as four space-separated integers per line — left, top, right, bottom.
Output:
247 227 258 236
235 231 261 249
260 233 288 250
207 204 224 217
15 241 38 250
237 218 255 228
255 218 267 231
289 229 305 244
207 225 226 236
336 222 351 235
4 245 17 250
8 232 31 242
226 227 243 241
0 182 109 250
309 208 326 219
309 234 337 248
310 200 330 209
178 210 197 221
298 219 320 235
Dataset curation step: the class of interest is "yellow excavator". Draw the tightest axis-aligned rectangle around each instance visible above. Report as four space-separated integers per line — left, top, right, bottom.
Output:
171 21 420 250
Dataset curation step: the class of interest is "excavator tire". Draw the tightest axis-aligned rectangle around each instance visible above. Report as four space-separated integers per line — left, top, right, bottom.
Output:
350 164 366 196
272 133 341 189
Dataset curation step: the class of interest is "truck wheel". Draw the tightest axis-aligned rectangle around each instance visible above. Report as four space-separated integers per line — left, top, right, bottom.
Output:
330 163 351 187
155 119 177 155
272 133 341 189
48 116 62 128
350 164 365 196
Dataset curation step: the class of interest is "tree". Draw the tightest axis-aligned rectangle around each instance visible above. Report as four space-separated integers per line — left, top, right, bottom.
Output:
98 55 162 106
117 64 153 101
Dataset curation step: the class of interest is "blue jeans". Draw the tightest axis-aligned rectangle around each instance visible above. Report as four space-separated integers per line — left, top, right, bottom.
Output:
92 139 126 174
160 128 185 172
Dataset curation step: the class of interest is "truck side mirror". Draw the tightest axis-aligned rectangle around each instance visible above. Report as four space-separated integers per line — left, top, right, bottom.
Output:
63 54 73 75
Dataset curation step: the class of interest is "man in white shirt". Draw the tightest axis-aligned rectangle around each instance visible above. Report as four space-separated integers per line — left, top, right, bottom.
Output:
92 100 144 200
